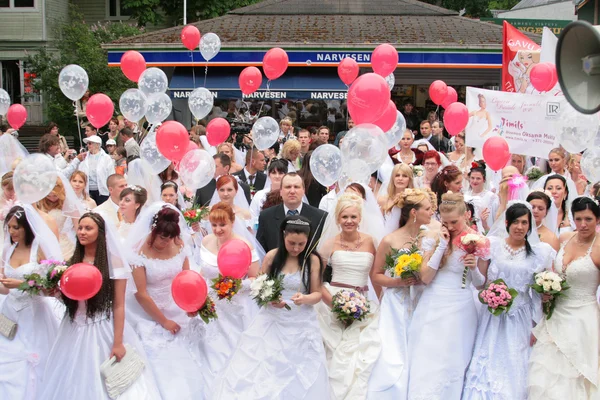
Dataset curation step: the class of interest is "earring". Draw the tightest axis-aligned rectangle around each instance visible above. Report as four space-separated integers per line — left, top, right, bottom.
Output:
413 216 417 224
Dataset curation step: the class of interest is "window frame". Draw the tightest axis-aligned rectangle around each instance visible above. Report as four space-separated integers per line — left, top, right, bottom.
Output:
0 0 37 12
105 0 131 21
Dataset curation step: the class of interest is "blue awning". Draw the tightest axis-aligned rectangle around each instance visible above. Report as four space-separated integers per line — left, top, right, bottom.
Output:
169 67 348 100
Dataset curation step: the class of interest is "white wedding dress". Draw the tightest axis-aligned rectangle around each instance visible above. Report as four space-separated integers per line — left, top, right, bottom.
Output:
0 243 59 400
315 251 381 399
462 238 555 400
407 238 478 400
212 271 330 399
528 236 600 399
383 207 402 237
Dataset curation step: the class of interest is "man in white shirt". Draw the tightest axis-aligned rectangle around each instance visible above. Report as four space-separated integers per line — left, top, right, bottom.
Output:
93 174 127 227
79 135 115 205
38 134 85 178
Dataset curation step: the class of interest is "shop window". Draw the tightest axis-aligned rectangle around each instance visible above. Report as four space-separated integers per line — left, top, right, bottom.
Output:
0 0 35 7
107 0 131 19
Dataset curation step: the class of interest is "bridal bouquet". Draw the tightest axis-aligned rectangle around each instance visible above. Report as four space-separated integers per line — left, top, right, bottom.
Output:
478 279 518 316
525 166 543 183
211 275 242 301
530 271 570 319
412 165 424 178
456 231 490 289
197 296 218 324
182 205 210 226
18 260 67 296
250 274 291 310
331 290 370 327
384 238 422 279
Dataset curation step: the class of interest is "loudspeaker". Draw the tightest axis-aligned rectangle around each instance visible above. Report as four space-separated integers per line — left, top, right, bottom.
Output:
556 20 600 114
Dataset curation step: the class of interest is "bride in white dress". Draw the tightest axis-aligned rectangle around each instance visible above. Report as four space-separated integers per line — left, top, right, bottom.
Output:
367 188 435 400
407 192 483 399
528 197 600 399
0 205 62 399
378 164 414 236
116 185 147 242
212 215 329 399
316 193 380 399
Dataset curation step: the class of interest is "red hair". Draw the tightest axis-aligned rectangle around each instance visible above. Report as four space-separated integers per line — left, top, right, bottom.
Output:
209 202 235 224
216 175 238 192
422 150 441 165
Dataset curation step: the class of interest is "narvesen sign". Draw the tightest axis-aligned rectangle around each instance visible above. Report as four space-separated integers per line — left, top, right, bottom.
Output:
170 90 347 100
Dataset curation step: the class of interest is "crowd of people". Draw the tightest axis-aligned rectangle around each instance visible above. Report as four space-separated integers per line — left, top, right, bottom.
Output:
0 110 599 400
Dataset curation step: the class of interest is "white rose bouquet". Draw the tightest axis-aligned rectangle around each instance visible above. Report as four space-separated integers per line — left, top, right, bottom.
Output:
250 274 291 310
530 271 570 319
456 230 490 289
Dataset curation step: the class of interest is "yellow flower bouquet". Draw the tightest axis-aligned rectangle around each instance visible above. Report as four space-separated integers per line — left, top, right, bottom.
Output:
385 241 423 279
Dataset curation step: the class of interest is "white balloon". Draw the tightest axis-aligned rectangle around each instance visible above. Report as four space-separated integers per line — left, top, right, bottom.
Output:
140 128 171 174
338 159 371 189
581 147 600 185
188 88 214 120
179 149 216 190
252 117 279 151
138 67 169 96
340 124 388 173
0 88 10 116
556 105 598 154
58 64 89 101
13 154 58 204
381 111 407 149
385 73 395 91
145 92 172 124
119 89 148 122
200 33 221 61
309 144 342 187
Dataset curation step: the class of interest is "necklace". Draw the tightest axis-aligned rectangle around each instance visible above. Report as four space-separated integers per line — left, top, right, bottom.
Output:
83 256 95 264
575 234 594 246
537 223 543 230
503 241 526 259
340 233 363 251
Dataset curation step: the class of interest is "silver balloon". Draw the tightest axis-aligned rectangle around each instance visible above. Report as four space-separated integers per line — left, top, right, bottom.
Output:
200 33 221 61
140 128 171 174
188 88 214 120
58 64 89 101
338 159 371 189
119 89 148 122
179 149 216 190
138 67 169 97
581 147 600 184
385 73 395 91
13 154 58 204
340 123 388 173
252 116 279 151
381 111 407 149
556 105 598 154
0 88 10 116
309 144 342 187
145 92 172 124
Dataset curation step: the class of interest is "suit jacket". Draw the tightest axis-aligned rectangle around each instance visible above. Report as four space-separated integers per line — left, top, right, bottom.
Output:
193 177 253 206
93 198 120 228
256 203 327 253
233 169 267 193
428 135 450 153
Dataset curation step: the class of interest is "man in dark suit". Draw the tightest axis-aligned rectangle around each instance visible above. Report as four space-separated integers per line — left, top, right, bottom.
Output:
194 153 252 206
232 147 267 198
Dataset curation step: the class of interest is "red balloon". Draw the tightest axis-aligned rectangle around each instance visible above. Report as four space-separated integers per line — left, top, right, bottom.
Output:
483 136 511 172
206 118 231 146
186 140 198 152
263 48 289 80
441 86 458 109
443 102 469 136
181 25 201 51
371 44 398 77
156 121 190 162
86 94 114 129
547 65 558 91
337 57 359 85
429 80 448 106
373 100 397 132
60 263 103 301
347 73 391 125
239 67 263 95
171 270 208 312
530 62 557 92
6 104 27 130
217 239 251 279
120 51 146 82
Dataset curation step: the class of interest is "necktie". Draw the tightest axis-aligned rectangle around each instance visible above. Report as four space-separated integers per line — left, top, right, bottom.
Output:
249 174 256 186
287 209 299 216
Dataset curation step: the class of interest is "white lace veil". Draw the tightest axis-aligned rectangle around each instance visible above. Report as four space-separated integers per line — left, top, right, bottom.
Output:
55 173 86 246
209 178 251 209
0 134 28 176
100 214 131 280
127 158 162 204
487 200 540 245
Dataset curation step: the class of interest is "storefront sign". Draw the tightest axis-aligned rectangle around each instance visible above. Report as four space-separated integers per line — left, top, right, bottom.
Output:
482 18 570 35
171 89 347 100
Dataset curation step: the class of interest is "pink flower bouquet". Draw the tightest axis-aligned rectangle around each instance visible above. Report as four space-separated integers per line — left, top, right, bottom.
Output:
478 279 518 316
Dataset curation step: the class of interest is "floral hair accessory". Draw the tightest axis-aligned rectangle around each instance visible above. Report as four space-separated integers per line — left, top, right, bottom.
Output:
127 185 142 193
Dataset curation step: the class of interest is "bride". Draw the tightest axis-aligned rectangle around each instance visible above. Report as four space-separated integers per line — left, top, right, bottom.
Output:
316 193 380 399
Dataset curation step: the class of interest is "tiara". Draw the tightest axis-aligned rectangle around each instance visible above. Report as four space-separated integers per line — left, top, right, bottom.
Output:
441 200 457 205
287 219 310 226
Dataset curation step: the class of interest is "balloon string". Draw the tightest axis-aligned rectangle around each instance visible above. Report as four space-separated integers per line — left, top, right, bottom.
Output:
73 101 84 152
204 65 208 88
255 80 272 119
191 51 196 89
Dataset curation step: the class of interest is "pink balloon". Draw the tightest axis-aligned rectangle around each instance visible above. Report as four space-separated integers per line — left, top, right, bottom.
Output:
347 73 391 125
338 57 359 85
217 239 251 279
441 86 458 109
429 80 448 105
239 67 263 95
263 48 289 80
530 62 557 92
206 118 231 146
547 65 558 91
6 104 27 130
181 25 201 51
172 270 208 312
120 51 146 82
86 94 114 129
483 136 511 172
371 44 398 77
156 121 190 162
373 100 397 132
60 263 103 301
443 102 469 136
186 140 198 152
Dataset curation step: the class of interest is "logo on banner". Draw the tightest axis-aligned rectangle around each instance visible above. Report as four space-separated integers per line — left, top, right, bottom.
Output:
546 102 560 116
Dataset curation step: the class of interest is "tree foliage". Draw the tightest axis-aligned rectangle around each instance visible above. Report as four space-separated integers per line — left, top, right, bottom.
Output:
26 6 142 137
421 0 493 18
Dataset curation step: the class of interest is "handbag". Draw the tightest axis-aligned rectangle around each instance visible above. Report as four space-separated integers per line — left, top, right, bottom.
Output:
100 344 145 399
0 313 18 340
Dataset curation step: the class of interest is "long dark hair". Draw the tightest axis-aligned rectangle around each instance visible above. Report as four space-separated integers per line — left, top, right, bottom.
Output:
505 203 535 257
298 150 317 192
5 206 35 246
160 180 181 210
64 212 114 321
544 174 569 222
431 165 462 207
268 215 323 294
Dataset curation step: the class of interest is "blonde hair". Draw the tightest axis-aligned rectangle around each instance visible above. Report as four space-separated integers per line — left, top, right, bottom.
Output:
70 170 90 200
280 117 293 127
281 139 301 160
548 147 567 160
567 153 582 173
1 172 13 191
217 142 236 162
438 191 466 215
38 177 66 211
387 163 414 198
334 193 363 226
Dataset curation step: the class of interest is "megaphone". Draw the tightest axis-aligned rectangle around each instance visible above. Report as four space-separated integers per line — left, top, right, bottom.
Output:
556 20 600 114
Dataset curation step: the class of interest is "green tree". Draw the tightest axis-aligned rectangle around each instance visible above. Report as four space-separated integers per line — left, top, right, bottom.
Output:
489 0 520 10
422 0 492 18
26 6 143 139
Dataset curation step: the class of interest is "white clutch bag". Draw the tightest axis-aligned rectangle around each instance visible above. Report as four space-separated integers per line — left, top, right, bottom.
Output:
0 313 17 340
100 344 145 399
